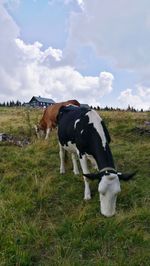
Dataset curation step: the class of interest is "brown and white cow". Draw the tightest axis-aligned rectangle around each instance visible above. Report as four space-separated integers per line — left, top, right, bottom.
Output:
35 99 80 139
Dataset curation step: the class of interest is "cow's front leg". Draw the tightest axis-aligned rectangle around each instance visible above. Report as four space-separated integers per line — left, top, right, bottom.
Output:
71 153 79 175
45 128 51 139
59 143 65 174
79 155 91 200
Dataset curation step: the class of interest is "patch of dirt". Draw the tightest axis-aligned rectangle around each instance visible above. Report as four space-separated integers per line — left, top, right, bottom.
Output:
131 122 150 136
0 133 30 147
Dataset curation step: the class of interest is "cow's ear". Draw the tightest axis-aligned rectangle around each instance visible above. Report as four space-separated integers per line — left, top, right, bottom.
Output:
117 172 137 181
83 173 102 180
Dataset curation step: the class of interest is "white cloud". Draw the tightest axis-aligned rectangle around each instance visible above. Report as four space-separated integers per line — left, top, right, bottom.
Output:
39 67 114 106
99 72 114 96
75 0 85 9
14 38 114 105
15 39 63 63
64 0 150 109
0 1 21 98
118 86 150 110
137 85 150 98
0 1 114 105
9 48 114 105
62 0 85 9
67 0 150 76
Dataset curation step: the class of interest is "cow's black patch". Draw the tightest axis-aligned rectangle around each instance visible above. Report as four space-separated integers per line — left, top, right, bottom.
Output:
57 107 115 171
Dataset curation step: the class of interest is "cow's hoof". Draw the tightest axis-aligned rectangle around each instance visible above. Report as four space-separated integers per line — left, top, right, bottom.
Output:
73 171 80 175
60 170 65 174
84 195 91 200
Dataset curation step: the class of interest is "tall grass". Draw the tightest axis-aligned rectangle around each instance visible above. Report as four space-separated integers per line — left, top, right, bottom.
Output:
0 107 149 265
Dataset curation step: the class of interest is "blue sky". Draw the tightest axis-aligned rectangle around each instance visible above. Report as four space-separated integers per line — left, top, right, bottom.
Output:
0 0 150 109
9 0 70 48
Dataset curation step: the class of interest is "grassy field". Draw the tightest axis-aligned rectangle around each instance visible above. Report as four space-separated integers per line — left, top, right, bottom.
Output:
0 107 149 266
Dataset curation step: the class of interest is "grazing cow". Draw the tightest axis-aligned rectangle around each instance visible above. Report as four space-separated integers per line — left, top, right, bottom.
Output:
57 106 135 217
35 99 80 139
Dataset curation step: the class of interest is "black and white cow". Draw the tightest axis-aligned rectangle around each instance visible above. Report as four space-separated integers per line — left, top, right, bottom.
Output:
57 106 135 217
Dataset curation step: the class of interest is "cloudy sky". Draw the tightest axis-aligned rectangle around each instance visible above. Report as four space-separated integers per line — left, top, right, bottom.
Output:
0 0 150 109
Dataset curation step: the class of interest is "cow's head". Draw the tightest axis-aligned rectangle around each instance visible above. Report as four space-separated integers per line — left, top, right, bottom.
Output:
34 124 45 138
98 173 121 217
84 171 136 217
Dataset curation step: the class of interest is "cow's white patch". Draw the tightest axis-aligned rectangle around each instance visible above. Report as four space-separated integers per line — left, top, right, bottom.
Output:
83 176 91 200
63 141 77 153
78 154 91 200
63 141 80 174
74 119 80 129
86 110 106 148
59 142 80 174
59 143 66 174
61 142 91 199
98 174 121 217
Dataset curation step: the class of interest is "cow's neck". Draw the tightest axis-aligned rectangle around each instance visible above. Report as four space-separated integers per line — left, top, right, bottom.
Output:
92 144 116 172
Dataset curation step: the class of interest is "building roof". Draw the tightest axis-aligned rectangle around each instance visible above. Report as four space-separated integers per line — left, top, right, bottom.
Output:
29 96 55 104
80 103 90 108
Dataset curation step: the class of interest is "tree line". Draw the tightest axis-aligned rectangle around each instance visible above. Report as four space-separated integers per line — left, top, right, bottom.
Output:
0 100 22 107
0 101 148 112
92 105 146 112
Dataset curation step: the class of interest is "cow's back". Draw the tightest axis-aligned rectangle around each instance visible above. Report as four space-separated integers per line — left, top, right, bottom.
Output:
57 107 91 147
41 100 80 127
57 107 114 167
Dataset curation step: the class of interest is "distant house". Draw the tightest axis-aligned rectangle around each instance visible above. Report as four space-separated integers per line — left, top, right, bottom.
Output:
28 96 55 108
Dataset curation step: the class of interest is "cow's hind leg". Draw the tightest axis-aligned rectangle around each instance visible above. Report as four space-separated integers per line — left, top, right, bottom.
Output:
59 143 66 174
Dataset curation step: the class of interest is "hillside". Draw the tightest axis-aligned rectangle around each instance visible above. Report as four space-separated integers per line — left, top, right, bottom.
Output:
0 107 150 266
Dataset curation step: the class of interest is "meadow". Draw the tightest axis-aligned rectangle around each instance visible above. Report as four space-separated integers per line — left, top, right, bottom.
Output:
0 107 149 266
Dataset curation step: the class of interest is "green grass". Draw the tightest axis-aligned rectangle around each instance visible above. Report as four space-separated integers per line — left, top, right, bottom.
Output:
0 107 150 266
